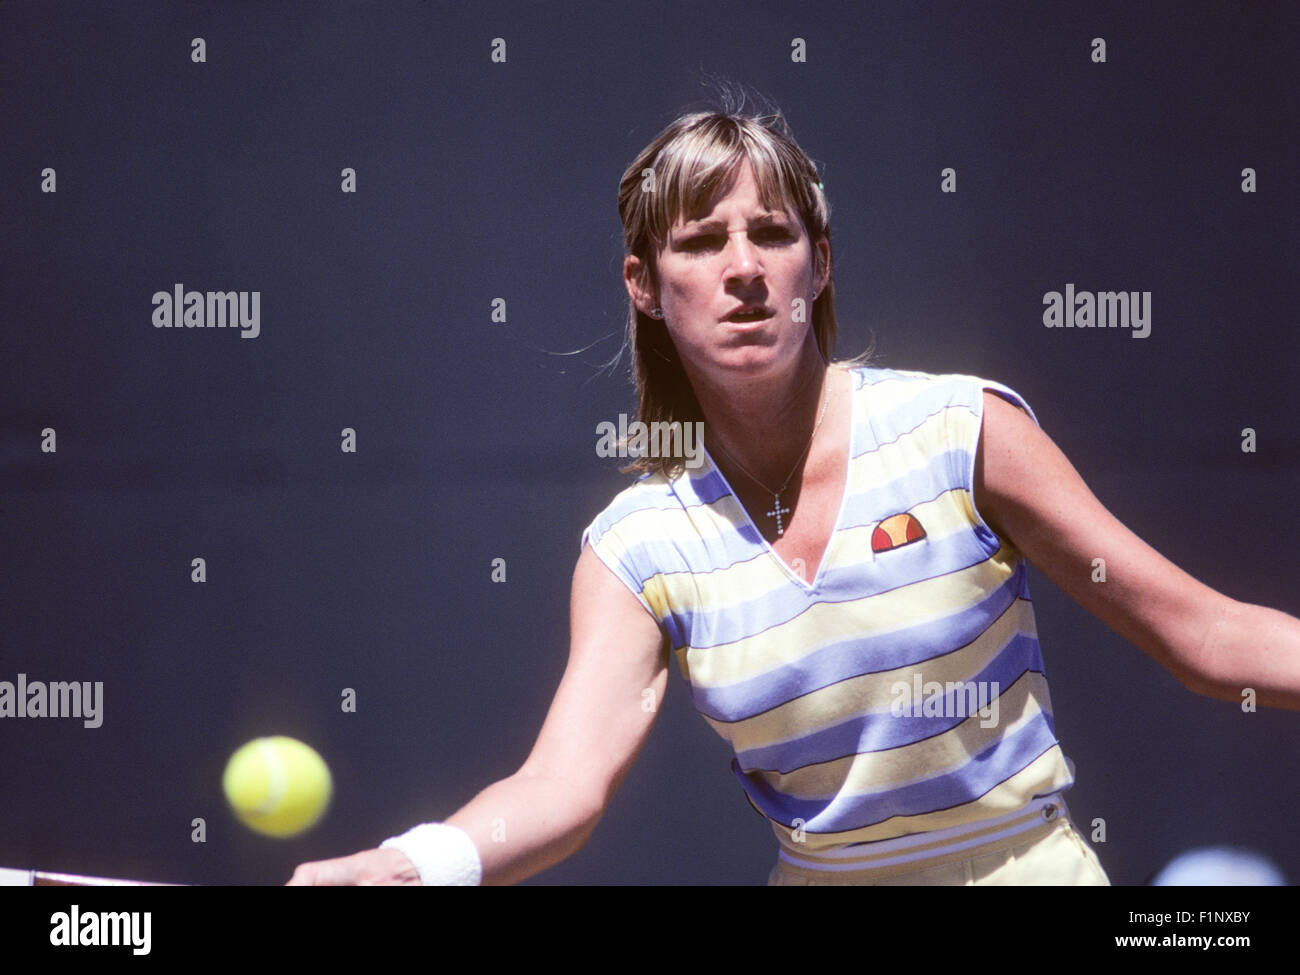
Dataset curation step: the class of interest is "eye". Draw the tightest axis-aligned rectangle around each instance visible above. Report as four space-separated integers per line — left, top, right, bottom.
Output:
680 228 791 251
681 234 722 252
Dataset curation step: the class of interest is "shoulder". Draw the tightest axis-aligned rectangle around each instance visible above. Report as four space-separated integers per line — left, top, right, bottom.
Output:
581 470 680 551
844 362 1038 427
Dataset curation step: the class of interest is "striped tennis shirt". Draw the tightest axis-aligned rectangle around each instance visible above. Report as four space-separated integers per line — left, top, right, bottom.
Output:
581 365 1076 869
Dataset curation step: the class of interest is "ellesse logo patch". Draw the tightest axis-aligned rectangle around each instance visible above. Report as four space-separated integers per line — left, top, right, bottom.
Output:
871 512 926 553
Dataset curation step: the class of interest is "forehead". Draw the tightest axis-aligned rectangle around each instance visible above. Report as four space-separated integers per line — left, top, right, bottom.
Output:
672 161 799 228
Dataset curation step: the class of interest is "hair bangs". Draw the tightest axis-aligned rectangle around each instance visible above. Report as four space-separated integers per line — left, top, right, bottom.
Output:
646 117 812 253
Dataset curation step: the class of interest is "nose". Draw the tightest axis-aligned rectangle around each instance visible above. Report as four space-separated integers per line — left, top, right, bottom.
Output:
724 232 763 285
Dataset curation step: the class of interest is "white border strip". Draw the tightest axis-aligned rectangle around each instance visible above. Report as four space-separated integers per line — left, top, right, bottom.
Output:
778 794 1064 872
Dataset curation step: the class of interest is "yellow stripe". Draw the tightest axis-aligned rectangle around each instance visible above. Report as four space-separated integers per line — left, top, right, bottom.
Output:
746 671 1051 799
649 488 977 619
680 540 1023 688
701 597 1037 751
848 400 949 484
773 748 1073 852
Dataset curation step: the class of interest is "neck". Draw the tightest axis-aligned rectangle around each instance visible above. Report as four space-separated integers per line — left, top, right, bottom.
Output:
693 340 832 489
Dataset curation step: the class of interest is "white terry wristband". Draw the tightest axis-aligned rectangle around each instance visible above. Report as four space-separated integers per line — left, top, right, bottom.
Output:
380 823 482 886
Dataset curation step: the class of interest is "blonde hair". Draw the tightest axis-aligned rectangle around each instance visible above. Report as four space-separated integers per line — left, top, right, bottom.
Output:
616 105 859 477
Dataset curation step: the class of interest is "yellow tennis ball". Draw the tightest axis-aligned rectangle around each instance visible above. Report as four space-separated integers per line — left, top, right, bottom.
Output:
223 736 332 838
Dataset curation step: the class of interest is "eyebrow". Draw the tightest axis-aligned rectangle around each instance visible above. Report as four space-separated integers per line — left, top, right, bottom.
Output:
678 212 788 232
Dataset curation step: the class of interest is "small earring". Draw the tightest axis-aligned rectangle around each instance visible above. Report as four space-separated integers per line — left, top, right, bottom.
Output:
650 308 664 319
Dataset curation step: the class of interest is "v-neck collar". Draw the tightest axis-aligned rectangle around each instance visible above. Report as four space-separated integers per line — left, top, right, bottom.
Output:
700 365 857 592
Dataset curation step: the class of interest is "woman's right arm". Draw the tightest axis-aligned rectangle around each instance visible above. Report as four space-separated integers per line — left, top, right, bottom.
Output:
287 542 669 885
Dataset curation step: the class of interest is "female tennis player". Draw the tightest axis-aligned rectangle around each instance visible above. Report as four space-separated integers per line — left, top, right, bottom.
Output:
288 104 1300 886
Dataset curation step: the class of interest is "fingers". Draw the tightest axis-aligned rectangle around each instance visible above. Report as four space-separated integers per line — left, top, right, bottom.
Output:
286 852 369 885
286 857 356 886
286 848 422 886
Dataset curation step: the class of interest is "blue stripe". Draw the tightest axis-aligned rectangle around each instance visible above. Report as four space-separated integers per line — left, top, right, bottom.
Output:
672 466 738 507
690 569 1028 721
586 475 674 526
853 378 959 452
732 646 1046 772
736 710 1066 832
840 449 968 528
619 506 1017 654
607 514 765 579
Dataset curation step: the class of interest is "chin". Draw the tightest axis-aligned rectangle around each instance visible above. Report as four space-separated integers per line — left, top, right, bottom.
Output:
711 344 797 376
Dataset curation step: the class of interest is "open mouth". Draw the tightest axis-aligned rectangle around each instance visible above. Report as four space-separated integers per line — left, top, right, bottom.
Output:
727 308 772 323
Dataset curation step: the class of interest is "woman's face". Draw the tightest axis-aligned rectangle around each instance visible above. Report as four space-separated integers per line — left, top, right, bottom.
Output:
635 159 829 384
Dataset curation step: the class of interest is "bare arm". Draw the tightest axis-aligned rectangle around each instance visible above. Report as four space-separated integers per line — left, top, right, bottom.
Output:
441 543 669 884
974 390 1300 709
288 542 668 885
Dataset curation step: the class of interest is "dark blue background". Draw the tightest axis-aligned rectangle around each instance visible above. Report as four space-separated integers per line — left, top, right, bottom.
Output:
1 0 1296 885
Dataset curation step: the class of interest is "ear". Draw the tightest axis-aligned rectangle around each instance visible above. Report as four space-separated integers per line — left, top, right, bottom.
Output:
812 235 831 296
623 253 658 317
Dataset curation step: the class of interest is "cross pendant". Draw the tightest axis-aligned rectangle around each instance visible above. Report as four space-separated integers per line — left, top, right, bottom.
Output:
766 494 791 537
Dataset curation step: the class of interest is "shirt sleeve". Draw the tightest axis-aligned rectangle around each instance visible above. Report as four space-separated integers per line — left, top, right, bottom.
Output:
942 374 1040 553
580 509 669 632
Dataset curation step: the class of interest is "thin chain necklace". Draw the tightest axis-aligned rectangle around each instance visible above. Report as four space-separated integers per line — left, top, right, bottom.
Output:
709 369 833 538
